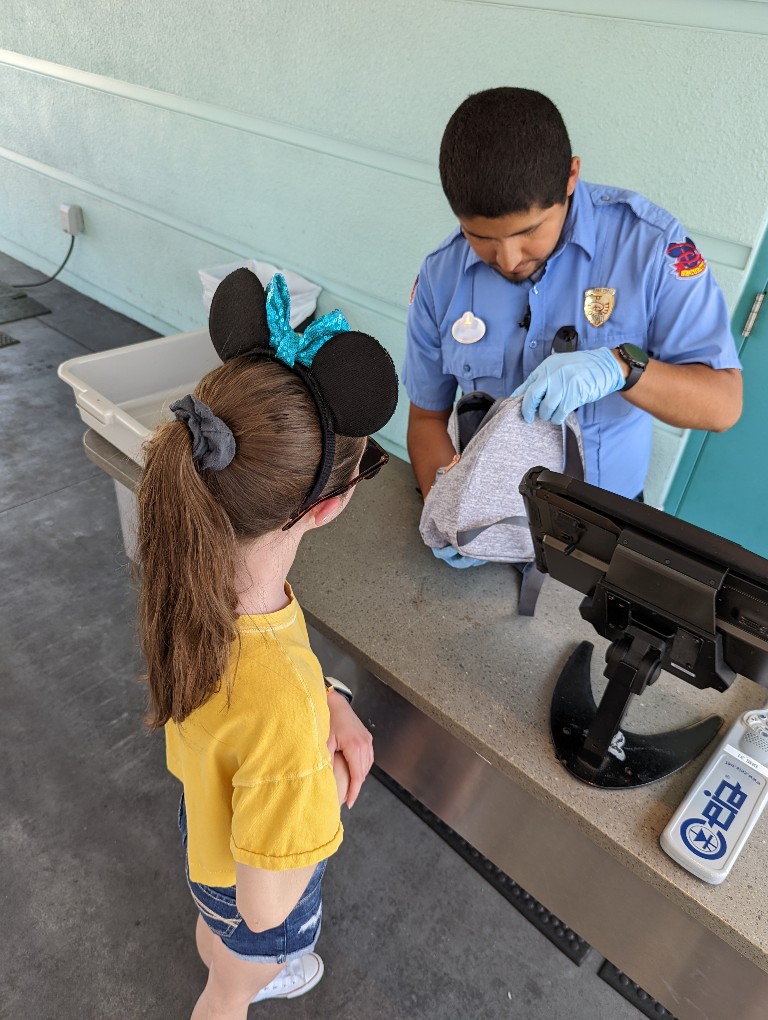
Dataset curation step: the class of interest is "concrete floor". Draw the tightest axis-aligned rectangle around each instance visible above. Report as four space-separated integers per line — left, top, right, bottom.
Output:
0 252 647 1020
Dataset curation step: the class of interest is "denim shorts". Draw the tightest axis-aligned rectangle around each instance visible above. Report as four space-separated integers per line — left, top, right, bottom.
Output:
177 795 326 963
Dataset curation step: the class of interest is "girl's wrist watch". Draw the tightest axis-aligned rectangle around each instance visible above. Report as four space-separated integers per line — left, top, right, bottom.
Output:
615 343 650 391
324 676 353 704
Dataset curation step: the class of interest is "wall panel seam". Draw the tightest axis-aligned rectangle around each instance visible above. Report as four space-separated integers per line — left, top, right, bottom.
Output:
0 53 755 270
451 0 768 36
0 145 409 326
1 134 751 275
0 49 436 185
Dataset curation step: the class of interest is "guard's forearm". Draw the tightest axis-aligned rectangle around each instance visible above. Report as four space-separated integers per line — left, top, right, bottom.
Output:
406 407 455 499
615 354 742 432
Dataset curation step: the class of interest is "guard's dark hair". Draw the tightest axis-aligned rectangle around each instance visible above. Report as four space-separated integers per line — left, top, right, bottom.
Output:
439 88 573 218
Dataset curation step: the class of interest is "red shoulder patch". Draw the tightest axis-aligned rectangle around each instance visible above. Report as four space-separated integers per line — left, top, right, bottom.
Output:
666 237 707 279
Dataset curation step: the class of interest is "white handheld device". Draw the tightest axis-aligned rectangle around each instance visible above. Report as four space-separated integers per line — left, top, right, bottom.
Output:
660 709 768 884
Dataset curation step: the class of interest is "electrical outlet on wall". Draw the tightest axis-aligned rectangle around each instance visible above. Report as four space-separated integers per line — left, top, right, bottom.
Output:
59 204 85 235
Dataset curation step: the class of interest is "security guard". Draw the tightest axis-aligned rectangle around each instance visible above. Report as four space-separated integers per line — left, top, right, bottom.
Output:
404 88 742 540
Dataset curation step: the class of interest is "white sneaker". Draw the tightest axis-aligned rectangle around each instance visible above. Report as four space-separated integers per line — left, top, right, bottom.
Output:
251 952 324 1003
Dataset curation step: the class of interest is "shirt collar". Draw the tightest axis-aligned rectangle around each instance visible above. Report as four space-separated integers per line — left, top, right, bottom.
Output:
555 179 595 261
461 178 596 275
463 235 484 273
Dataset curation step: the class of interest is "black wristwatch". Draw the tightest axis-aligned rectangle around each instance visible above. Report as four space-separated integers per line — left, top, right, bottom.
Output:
615 343 649 391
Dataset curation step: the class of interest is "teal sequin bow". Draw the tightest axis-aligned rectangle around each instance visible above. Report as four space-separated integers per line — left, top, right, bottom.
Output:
265 273 350 369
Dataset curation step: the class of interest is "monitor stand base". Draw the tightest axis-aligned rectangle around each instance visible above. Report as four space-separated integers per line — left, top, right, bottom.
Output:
550 640 722 789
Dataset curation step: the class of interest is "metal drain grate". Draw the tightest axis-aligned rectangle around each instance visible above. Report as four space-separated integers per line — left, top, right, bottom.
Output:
0 331 21 348
373 765 592 964
598 961 677 1018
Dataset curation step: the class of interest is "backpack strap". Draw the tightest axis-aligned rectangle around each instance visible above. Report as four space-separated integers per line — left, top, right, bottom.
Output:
515 562 548 617
456 516 530 546
564 421 584 481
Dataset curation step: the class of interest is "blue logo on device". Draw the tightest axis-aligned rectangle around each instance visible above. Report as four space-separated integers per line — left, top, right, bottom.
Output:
679 778 747 860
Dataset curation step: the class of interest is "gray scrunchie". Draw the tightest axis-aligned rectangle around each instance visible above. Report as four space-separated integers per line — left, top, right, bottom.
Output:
169 394 236 471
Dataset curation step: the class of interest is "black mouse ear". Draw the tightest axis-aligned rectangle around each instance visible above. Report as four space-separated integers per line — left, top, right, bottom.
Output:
308 332 399 437
208 268 270 362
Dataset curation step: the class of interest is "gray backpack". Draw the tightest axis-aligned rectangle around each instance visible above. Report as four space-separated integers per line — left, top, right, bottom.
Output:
419 391 584 615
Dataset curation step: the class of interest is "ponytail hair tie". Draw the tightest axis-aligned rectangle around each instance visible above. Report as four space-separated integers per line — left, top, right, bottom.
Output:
170 394 236 472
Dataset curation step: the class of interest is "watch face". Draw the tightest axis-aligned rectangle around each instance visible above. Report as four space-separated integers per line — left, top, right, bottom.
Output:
622 343 649 367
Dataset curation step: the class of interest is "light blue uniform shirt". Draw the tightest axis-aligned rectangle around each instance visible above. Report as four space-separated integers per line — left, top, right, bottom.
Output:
403 180 740 498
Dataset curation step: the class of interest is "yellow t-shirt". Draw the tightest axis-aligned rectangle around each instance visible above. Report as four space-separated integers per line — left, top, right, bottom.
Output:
165 585 342 886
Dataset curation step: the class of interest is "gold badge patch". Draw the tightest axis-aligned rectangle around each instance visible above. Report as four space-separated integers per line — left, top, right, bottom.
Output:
584 288 615 328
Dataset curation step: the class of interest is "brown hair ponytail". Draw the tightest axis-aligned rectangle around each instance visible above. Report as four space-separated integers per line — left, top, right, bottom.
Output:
137 357 364 729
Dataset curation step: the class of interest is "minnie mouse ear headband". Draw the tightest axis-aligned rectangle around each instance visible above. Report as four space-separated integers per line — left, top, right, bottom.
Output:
171 268 398 522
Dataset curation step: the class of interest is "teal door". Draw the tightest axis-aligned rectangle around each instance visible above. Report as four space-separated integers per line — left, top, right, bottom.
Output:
665 229 768 557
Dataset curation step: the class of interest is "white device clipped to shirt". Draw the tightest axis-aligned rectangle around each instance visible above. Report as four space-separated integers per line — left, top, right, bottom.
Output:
451 311 486 344
660 707 768 884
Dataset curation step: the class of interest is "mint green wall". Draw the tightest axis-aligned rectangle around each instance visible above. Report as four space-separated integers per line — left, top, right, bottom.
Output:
1 1 767 485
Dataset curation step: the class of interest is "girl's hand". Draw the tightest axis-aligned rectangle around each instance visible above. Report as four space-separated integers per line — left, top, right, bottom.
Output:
326 694 374 808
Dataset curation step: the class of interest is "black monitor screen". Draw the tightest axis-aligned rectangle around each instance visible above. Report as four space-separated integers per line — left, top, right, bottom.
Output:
520 468 768 691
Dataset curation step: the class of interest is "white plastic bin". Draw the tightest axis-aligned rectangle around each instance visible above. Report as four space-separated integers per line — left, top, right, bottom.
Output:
199 260 321 329
58 329 220 464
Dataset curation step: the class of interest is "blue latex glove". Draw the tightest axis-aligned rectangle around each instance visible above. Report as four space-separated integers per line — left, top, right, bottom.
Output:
511 348 625 425
432 546 487 569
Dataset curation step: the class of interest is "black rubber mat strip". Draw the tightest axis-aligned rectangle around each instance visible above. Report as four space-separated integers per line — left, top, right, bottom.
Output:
0 331 21 348
372 765 592 965
598 961 677 1018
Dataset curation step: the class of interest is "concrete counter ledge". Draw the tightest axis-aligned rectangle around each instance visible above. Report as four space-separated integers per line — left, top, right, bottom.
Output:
84 428 768 1020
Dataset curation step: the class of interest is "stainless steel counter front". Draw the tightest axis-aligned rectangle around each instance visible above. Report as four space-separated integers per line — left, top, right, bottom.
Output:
84 428 768 1020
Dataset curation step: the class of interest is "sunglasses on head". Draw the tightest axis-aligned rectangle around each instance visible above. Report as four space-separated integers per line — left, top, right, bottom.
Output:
282 437 389 530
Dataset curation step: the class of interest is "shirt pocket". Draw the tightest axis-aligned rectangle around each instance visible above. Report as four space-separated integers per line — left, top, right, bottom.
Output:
577 330 645 426
440 337 505 389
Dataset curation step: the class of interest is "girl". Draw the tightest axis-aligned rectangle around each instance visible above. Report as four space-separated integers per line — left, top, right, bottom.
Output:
136 269 398 1019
